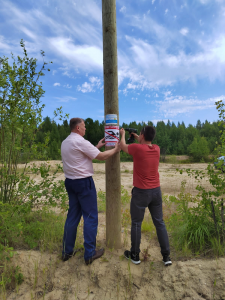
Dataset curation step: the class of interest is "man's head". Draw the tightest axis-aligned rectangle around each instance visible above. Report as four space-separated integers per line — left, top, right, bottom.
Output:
140 126 156 142
70 118 86 136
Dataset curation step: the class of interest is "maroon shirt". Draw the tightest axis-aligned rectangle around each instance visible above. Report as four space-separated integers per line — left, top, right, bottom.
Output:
128 143 160 189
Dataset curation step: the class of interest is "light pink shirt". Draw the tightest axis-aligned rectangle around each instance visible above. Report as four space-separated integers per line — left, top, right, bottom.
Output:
61 132 100 179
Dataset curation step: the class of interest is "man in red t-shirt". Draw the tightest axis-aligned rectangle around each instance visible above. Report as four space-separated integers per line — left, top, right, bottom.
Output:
120 126 172 266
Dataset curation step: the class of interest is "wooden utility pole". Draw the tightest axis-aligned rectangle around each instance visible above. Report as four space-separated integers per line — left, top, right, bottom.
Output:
102 0 121 249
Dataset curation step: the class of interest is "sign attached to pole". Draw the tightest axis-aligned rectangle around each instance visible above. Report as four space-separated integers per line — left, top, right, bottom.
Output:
105 126 119 147
105 114 117 125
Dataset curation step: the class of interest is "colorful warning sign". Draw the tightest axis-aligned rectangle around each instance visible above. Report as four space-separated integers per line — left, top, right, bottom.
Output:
105 126 119 147
105 114 118 125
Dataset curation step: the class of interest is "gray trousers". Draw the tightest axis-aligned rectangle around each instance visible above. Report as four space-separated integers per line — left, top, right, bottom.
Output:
130 186 170 257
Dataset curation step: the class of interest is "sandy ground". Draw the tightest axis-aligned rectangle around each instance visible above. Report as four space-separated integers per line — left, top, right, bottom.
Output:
7 161 225 300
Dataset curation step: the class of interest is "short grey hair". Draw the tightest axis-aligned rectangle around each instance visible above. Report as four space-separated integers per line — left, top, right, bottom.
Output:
70 118 84 131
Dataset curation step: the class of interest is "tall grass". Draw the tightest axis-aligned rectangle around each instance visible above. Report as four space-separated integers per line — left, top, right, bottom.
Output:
0 204 65 293
167 181 225 256
97 185 131 213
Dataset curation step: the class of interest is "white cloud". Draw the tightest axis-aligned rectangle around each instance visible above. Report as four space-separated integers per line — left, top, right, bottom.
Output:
211 37 225 63
127 83 137 89
117 34 225 90
155 93 159 97
89 76 101 87
59 66 77 78
165 9 168 14
49 37 103 72
55 96 77 102
180 27 189 36
64 84 72 88
20 26 37 40
53 82 60 86
77 76 102 93
52 70 57 75
151 119 171 125
0 0 103 73
164 91 172 97
156 94 225 118
120 6 126 13
0 36 11 51
1 0 225 114
77 82 93 93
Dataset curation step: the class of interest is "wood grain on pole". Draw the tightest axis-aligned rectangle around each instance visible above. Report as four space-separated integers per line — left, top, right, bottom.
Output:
102 0 121 249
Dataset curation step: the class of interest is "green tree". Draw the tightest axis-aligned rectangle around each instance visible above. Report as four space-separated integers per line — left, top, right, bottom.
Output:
0 40 51 203
188 136 210 161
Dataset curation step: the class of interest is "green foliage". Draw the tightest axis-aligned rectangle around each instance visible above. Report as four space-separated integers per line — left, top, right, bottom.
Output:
120 151 133 162
141 217 156 234
0 42 68 208
97 185 131 213
32 115 221 162
0 203 65 251
97 190 106 212
0 162 68 209
121 209 131 227
0 42 70 292
0 206 65 294
0 245 24 293
0 40 50 203
188 136 210 161
168 181 218 254
170 108 225 257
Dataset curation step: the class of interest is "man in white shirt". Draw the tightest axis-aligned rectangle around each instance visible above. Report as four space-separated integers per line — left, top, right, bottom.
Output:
61 118 120 265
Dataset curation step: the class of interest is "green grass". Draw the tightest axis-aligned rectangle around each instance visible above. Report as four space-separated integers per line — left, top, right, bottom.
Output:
0 206 65 252
97 185 131 213
0 205 66 294
141 217 156 234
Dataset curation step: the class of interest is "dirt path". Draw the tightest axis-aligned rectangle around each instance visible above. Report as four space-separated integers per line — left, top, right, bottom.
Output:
8 161 225 300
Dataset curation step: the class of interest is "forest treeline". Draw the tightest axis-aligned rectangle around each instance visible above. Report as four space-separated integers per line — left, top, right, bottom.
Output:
35 117 222 162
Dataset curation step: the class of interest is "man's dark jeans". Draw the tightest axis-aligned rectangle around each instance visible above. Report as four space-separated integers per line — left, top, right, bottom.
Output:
130 186 170 257
62 177 98 261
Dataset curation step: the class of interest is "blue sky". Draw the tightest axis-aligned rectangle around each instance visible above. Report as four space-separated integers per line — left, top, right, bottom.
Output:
0 0 225 126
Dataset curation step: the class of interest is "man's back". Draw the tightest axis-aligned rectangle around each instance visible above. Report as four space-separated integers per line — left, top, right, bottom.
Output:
61 132 99 179
128 143 160 189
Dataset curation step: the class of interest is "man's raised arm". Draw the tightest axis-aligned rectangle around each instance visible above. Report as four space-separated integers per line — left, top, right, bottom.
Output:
95 141 121 161
120 128 129 154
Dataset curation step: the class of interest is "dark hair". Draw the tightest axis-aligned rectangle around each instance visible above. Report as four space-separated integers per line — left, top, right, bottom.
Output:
70 118 84 131
141 126 156 142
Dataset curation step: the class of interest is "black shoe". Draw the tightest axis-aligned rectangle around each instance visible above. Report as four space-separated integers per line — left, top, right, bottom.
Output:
62 250 77 262
85 248 105 265
124 250 141 265
163 255 172 266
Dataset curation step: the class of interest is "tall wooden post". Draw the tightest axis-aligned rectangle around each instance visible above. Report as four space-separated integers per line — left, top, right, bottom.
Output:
102 0 121 249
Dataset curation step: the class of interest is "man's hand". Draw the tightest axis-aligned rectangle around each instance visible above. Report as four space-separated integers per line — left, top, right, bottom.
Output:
131 132 139 141
114 141 121 153
120 128 125 137
96 137 105 149
119 128 129 154
95 141 121 160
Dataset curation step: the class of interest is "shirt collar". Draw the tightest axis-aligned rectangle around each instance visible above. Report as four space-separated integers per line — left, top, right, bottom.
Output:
70 132 84 139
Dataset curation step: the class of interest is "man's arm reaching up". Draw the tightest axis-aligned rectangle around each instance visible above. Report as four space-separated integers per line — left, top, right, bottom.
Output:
95 141 121 161
120 128 129 154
